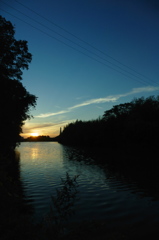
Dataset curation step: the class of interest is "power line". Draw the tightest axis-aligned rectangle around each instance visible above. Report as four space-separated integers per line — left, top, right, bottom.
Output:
14 0 158 86
1 1 153 85
0 5 157 86
1 1 156 86
0 8 152 86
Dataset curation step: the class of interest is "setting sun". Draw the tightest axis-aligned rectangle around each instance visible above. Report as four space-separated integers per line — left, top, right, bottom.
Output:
31 133 39 137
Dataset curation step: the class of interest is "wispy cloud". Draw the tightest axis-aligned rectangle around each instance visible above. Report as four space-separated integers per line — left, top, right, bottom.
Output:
36 86 159 118
22 120 74 133
30 123 61 129
36 110 70 118
69 96 117 110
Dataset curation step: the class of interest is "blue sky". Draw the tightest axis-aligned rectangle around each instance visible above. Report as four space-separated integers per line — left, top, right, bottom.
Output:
1 0 159 137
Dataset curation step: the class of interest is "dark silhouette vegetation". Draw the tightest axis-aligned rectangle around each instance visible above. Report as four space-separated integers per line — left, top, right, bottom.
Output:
58 95 159 179
1 15 159 240
0 16 37 153
45 172 79 237
58 95 159 148
0 16 38 239
24 135 56 142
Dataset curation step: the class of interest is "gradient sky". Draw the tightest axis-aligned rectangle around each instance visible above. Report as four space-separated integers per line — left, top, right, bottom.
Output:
1 0 159 137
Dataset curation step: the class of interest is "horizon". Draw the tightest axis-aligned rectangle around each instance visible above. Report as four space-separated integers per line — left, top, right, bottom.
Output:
1 0 159 138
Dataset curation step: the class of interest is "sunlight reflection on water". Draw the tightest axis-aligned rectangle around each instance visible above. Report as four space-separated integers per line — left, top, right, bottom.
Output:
18 142 159 226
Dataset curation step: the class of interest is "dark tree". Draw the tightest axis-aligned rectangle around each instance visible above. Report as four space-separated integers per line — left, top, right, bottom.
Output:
0 16 32 81
58 96 159 148
102 102 133 121
0 16 37 152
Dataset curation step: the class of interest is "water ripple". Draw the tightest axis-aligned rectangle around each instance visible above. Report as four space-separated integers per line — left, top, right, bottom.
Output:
18 142 159 225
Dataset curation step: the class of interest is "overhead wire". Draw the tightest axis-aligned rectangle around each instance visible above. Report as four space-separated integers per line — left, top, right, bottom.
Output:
0 1 158 86
0 2 154 86
0 1 149 84
0 9 151 87
1 7 135 83
14 0 158 86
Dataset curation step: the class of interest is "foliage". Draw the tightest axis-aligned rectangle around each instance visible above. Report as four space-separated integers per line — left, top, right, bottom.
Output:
45 172 79 236
0 16 37 151
58 119 103 146
58 95 159 148
0 16 32 81
57 96 159 180
24 135 53 142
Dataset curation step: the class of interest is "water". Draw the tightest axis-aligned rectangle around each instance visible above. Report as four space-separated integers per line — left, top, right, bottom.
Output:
18 142 159 226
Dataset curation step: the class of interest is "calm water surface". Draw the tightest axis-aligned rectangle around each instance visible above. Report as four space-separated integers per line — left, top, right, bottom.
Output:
18 142 159 226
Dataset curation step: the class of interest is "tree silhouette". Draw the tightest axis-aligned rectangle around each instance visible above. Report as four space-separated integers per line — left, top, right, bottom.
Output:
57 96 159 180
0 16 37 152
58 96 159 148
0 16 32 81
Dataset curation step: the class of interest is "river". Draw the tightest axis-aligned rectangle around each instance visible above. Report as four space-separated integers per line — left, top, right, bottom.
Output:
18 142 159 227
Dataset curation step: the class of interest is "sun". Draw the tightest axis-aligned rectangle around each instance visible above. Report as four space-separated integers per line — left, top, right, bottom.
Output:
30 132 39 137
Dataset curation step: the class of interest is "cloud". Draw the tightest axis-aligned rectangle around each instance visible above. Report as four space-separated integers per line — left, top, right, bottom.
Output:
36 110 70 118
23 120 75 133
22 123 57 132
69 96 117 110
132 86 159 94
22 120 75 135
36 86 159 118
107 86 159 100
30 123 61 129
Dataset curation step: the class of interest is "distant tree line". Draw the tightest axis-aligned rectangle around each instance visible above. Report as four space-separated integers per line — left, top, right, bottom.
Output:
24 135 55 142
58 96 159 148
0 16 37 153
57 96 159 177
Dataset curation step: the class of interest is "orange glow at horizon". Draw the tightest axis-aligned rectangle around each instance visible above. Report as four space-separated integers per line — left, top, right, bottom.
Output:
30 132 39 137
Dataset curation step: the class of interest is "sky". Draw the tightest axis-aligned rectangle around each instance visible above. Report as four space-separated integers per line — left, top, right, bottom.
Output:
1 0 159 137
